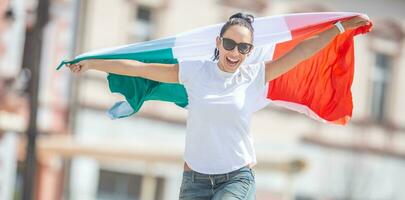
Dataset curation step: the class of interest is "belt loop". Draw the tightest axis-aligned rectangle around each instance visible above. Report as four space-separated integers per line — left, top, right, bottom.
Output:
250 168 255 179
226 173 230 181
208 175 214 187
192 171 195 183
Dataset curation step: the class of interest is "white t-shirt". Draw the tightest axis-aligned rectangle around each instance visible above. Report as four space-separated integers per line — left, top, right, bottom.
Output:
179 59 269 174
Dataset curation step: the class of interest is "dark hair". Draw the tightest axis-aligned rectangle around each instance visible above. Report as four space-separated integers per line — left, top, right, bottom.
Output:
213 13 255 61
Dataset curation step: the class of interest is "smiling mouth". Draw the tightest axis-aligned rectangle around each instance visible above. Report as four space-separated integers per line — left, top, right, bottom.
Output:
225 56 240 66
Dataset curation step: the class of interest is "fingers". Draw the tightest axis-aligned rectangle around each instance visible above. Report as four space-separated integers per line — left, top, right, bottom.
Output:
343 16 371 30
354 18 370 28
67 63 83 74
355 16 371 25
359 21 369 26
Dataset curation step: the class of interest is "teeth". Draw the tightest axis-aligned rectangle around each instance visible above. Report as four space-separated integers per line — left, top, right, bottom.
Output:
226 56 239 63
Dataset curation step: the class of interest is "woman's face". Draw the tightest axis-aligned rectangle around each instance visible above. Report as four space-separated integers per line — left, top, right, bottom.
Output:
216 25 253 73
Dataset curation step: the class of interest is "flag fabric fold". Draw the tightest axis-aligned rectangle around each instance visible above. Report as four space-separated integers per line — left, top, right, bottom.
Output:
57 12 372 125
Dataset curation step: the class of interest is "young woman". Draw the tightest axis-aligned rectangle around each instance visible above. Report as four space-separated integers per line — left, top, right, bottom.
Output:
68 13 369 200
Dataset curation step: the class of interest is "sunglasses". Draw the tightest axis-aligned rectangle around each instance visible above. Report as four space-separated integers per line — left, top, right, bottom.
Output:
220 37 253 54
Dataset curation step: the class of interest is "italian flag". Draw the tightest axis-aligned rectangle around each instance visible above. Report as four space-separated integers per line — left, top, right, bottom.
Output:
57 12 372 125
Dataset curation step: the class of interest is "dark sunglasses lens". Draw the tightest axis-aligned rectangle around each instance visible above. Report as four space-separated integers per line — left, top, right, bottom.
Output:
222 38 236 51
238 44 251 54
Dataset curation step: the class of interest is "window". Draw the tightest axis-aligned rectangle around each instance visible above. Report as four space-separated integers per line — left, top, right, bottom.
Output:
129 5 154 42
154 177 165 200
370 52 391 122
220 0 268 13
97 170 142 200
137 6 152 22
97 169 166 200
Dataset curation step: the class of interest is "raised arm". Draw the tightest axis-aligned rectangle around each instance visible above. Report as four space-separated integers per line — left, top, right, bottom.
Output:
68 59 179 83
264 16 370 82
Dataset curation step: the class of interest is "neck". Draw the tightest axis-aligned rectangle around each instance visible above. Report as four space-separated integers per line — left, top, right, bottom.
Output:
217 61 234 73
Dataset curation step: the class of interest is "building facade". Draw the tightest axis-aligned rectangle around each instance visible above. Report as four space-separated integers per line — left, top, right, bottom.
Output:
1 0 404 200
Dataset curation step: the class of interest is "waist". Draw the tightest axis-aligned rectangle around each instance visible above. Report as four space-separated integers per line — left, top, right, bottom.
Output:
183 162 253 173
182 163 255 186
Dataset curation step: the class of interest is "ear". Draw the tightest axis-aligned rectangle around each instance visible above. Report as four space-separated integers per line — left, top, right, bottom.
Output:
216 36 221 49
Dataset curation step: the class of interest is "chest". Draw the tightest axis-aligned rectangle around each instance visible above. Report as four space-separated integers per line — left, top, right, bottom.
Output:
184 63 261 115
187 76 255 115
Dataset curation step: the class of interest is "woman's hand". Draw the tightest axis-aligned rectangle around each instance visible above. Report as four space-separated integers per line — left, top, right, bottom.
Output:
341 16 370 31
67 60 94 75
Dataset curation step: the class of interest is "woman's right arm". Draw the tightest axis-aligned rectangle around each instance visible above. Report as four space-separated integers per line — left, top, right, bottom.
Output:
68 59 179 83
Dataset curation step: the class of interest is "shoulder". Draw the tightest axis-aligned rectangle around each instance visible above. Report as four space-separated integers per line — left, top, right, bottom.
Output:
179 59 207 68
178 59 211 84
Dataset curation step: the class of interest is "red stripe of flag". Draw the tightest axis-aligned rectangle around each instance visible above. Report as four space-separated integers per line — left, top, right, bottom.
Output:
267 14 372 124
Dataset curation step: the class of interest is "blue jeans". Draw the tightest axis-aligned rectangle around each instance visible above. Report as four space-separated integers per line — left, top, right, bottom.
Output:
179 166 256 200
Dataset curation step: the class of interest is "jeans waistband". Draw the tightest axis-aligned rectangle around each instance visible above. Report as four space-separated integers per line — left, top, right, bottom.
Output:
183 166 253 184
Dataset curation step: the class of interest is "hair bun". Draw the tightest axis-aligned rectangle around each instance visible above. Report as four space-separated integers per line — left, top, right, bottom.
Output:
229 12 254 24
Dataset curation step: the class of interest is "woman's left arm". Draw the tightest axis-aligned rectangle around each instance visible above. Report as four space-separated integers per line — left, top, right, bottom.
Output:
264 16 371 82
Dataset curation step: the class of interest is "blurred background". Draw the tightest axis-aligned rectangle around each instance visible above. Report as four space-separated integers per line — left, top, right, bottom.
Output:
0 0 405 200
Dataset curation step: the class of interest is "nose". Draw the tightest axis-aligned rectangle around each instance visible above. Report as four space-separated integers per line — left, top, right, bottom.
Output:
229 46 240 56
